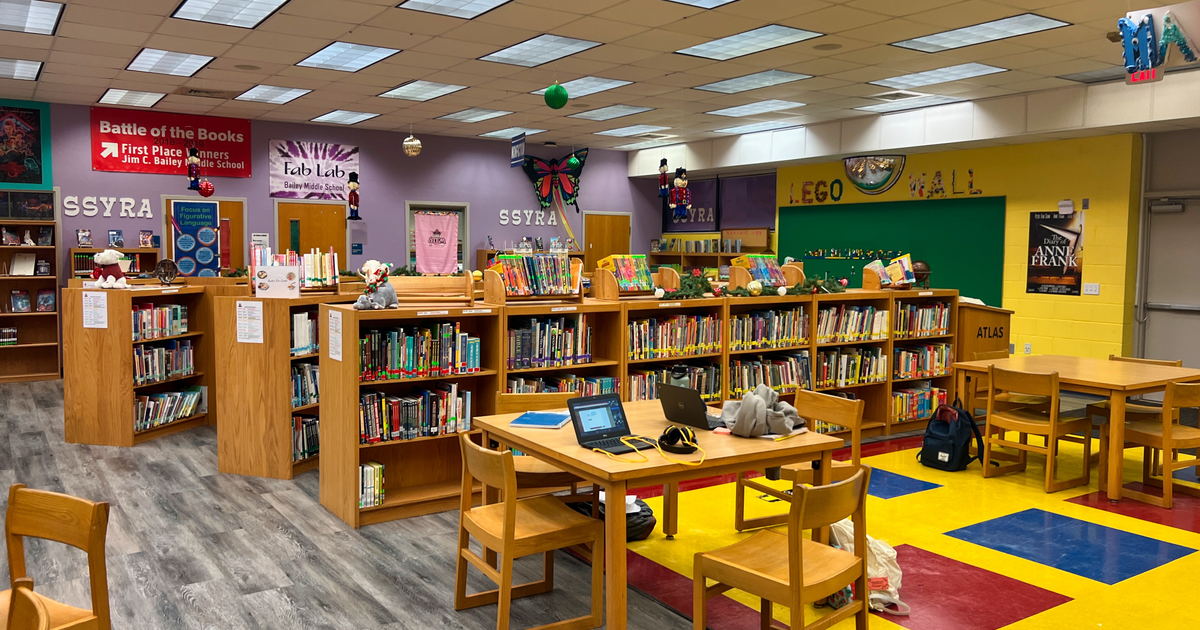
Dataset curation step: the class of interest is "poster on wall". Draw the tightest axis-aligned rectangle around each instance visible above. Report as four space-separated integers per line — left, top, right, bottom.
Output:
90 107 251 177
1027 211 1084 295
269 140 359 200
171 201 221 277
0 99 52 190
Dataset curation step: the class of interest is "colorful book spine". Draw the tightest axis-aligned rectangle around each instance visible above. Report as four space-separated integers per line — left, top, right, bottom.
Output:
357 387 473 444
729 308 808 351
892 343 952 380
729 351 812 397
626 314 722 360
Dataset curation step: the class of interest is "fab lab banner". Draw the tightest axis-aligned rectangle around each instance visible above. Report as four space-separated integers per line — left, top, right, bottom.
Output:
91 107 251 177
269 140 359 200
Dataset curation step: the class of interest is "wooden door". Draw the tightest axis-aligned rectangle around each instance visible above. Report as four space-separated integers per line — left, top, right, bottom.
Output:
277 202 346 261
219 200 244 270
584 213 630 270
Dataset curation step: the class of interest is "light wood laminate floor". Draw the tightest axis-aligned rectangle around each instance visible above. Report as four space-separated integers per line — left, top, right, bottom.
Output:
0 381 689 629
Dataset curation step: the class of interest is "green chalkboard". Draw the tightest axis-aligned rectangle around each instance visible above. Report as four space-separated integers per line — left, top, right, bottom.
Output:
777 197 1005 306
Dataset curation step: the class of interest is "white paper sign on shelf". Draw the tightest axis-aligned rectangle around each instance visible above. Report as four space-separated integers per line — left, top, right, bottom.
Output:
328 310 342 361
251 232 270 248
236 301 264 343
82 291 108 329
254 265 301 299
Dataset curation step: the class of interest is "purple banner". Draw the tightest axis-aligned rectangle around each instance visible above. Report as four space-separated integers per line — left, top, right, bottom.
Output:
665 178 717 232
269 139 359 199
720 174 776 228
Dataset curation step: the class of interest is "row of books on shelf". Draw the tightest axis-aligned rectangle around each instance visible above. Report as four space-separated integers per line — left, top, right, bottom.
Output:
656 238 742 253
816 347 887 389
72 252 145 276
293 414 319 462
359 323 481 382
2 225 53 246
506 375 619 395
291 311 318 355
894 302 951 339
133 340 194 385
893 344 952 380
729 309 808 351
292 363 319 409
250 245 340 288
0 327 15 345
892 382 948 422
360 461 384 508
492 254 579 296
134 386 203 432
628 364 721 402
359 384 473 444
132 304 188 341
816 305 888 344
627 314 722 360
732 254 787 286
507 315 592 369
597 255 654 291
8 289 55 314
729 352 812 398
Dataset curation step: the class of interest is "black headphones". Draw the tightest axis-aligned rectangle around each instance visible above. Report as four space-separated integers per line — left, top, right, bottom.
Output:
658 425 699 454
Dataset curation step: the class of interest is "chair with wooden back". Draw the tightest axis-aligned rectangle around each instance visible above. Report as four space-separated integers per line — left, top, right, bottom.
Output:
6 578 51 630
454 434 604 630
494 392 589 492
982 366 1092 492
4 484 110 630
1099 382 1200 508
1085 355 1181 479
695 466 872 630
971 350 1052 413
733 390 864 532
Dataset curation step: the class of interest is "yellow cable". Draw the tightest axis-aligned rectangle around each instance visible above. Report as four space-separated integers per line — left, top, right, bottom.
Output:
591 435 706 467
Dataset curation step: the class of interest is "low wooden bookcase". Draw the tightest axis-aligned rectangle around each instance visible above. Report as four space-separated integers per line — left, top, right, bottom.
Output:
0 218 60 382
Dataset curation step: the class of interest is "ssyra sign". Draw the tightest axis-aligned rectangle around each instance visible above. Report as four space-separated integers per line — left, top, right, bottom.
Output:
1119 2 1200 84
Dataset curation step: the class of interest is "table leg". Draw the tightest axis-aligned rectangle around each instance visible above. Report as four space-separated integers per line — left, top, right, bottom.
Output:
1107 393 1126 502
956 368 968 409
814 450 833 544
605 480 628 630
662 482 679 539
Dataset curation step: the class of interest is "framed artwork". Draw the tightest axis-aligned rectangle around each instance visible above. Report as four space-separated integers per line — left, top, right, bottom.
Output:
0 99 52 191
8 191 53 219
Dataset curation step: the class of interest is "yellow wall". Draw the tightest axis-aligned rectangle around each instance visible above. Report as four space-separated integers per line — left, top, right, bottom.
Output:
776 134 1142 358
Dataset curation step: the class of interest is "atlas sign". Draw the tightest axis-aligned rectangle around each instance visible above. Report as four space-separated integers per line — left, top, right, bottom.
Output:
1120 2 1200 84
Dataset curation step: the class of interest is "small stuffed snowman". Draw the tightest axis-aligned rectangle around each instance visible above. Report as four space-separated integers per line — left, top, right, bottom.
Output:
91 249 128 289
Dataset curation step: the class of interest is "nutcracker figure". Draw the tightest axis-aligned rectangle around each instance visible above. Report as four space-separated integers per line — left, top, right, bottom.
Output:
668 167 691 221
186 148 201 191
347 172 362 221
657 158 669 197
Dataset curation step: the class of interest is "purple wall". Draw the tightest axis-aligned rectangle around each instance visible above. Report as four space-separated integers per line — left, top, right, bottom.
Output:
51 103 660 274
720 174 776 229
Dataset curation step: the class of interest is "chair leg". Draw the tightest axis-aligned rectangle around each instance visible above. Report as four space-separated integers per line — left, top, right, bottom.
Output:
693 559 707 630
589 527 604 628
1044 433 1058 493
760 598 772 630
543 550 555 592
855 570 869 630
1143 446 1154 483
734 472 747 530
497 554 514 630
982 424 996 478
1163 450 1175 510
455 527 471 610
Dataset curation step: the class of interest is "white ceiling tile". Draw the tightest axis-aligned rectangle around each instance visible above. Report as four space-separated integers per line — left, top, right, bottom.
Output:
595 0 705 27
47 50 127 69
41 62 120 79
56 22 151 47
551 17 649 43
142 35 233 58
280 0 390 22
339 27 431 51
258 14 353 37
613 29 710 53
224 45 311 66
475 3 580 31
238 31 330 54
153 19 249 44
366 7 462 35
62 5 165 32
411 37 501 59
781 5 890 34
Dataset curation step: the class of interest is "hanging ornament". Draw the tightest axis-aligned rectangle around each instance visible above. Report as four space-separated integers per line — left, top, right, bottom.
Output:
186 147 201 191
198 180 215 197
746 280 763 296
668 167 691 221
403 134 422 157
347 172 362 221
567 154 580 169
522 148 588 210
544 82 568 109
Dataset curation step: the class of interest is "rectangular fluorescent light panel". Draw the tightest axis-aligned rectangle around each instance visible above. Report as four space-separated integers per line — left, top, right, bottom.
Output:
381 80 466 101
398 0 512 19
480 127 545 138
128 48 213 77
99 89 165 108
481 34 600 67
172 0 288 29
667 0 738 7
595 125 670 137
438 108 511 123
312 110 380 125
696 69 810 94
614 138 679 151
871 63 1007 89
706 99 805 117
0 58 41 81
0 0 61 35
714 120 800 134
677 25 822 61
235 85 310 104
1058 66 1127 84
533 76 631 98
893 14 1069 53
856 95 963 113
297 42 399 72
569 105 653 121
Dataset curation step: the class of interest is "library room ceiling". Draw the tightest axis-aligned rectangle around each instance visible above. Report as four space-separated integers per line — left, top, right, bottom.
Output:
0 0 1130 149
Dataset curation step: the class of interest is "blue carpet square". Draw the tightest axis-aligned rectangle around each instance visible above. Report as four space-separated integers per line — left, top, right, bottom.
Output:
946 508 1196 584
868 467 942 499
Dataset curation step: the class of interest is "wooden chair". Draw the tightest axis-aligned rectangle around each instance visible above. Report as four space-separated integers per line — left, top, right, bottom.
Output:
1086 355 1181 478
454 434 604 630
734 390 864 532
1099 381 1200 508
695 466 872 630
6 578 51 630
494 392 593 498
971 350 1051 413
982 366 1092 492
3 484 110 630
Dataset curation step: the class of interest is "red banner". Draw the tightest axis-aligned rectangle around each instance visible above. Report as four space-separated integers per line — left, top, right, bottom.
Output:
90 107 252 177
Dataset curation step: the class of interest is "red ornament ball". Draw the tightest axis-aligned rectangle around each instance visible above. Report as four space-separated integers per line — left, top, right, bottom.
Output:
838 277 849 287
198 180 215 197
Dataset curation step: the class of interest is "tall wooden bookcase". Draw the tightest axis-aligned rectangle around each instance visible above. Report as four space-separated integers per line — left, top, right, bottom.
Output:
319 303 502 528
214 293 356 480
498 298 624 396
620 296 727 402
0 218 60 382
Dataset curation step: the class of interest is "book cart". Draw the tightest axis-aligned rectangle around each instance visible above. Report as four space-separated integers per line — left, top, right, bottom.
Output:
213 293 357 480
0 217 60 383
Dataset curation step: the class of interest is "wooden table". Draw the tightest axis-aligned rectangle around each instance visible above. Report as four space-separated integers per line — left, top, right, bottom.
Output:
953 354 1200 501
473 400 844 630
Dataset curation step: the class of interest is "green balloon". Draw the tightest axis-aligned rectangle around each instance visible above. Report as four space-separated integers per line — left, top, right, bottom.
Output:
544 83 568 109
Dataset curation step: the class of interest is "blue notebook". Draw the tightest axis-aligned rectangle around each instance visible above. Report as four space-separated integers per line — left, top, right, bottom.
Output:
510 411 571 429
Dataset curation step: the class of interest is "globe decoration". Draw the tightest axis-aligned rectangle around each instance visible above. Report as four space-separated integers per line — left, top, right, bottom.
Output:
843 155 906 195
747 280 763 296
403 135 422 157
154 259 179 285
198 180 215 197
544 82 568 109
912 260 931 287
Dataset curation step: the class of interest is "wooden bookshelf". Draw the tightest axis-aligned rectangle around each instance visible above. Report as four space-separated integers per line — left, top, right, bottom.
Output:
621 296 726 402
476 248 585 272
724 292 814 403
214 293 356 480
0 218 60 383
69 247 159 279
887 288 959 430
319 302 503 528
500 298 623 396
63 286 210 447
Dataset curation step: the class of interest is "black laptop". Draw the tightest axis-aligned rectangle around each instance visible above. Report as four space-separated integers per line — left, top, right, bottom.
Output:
568 393 653 455
659 384 724 430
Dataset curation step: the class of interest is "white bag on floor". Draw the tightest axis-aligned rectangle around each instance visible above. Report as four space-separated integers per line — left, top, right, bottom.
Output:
828 518 911 616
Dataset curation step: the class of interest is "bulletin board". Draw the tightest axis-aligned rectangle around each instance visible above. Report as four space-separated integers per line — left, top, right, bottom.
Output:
777 197 1005 306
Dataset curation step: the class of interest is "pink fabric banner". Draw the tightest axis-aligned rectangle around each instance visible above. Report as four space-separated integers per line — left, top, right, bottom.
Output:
414 212 458 274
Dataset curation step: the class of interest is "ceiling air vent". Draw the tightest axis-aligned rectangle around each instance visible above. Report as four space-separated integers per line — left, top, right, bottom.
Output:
172 87 239 100
873 91 926 101
635 132 676 140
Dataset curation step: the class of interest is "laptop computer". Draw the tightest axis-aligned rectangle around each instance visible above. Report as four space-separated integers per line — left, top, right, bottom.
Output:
659 384 725 430
568 393 653 455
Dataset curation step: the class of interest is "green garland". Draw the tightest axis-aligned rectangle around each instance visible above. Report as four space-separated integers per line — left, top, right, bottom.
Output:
724 276 848 298
660 272 714 300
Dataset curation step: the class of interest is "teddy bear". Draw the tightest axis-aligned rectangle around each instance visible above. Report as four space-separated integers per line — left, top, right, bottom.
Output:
353 260 399 310
91 249 128 289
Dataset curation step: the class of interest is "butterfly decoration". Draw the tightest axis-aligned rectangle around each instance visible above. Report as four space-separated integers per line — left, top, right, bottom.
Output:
522 148 588 211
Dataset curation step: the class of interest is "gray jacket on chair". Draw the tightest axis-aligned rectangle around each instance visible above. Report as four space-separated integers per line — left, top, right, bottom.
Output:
720 384 805 437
